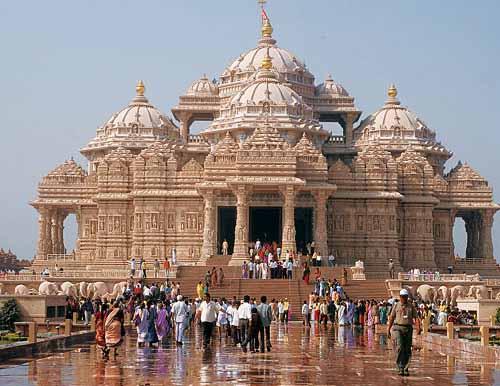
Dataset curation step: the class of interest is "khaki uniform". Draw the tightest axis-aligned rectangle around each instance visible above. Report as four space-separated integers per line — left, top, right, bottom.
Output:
389 302 418 371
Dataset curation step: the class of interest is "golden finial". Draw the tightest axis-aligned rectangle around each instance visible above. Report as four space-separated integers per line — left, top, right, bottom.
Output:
387 84 398 98
136 80 145 96
261 18 273 38
260 53 273 70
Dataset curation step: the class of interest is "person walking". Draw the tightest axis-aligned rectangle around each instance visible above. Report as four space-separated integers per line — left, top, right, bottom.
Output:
256 295 272 352
222 239 229 256
163 257 171 277
388 289 420 376
172 295 188 346
238 295 252 352
154 258 160 278
130 258 136 278
82 298 93 326
388 259 395 279
199 293 219 349
301 300 311 327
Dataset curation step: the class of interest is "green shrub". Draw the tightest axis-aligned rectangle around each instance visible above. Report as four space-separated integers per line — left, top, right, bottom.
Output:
0 299 20 332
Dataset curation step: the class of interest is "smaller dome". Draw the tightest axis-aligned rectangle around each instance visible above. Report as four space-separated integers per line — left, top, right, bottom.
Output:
229 57 305 107
104 81 168 130
186 75 218 96
316 74 349 97
354 85 448 154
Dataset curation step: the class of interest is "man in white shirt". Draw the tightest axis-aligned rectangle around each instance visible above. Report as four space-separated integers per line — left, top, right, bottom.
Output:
199 293 219 349
248 261 255 279
286 259 293 280
172 295 188 345
230 300 240 346
130 258 136 277
238 295 252 352
301 300 311 327
328 253 335 267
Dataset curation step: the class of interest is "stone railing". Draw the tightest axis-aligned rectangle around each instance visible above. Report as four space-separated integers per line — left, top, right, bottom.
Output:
46 254 76 261
325 135 345 144
189 134 208 144
454 257 498 265
1 268 177 281
397 273 482 282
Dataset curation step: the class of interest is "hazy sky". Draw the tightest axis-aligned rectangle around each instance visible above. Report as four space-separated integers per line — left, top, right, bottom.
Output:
0 0 499 260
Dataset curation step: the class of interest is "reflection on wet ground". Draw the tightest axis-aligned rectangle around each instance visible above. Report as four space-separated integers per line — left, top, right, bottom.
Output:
1 324 499 385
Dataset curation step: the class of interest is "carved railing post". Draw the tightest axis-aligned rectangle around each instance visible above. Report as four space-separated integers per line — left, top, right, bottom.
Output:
199 190 217 264
229 185 249 265
281 186 296 255
313 191 329 257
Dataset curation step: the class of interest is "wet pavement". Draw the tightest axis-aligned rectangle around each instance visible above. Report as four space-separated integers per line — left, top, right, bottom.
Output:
1 323 499 385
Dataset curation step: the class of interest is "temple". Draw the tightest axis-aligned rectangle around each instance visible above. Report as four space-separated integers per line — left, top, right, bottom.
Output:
30 14 498 274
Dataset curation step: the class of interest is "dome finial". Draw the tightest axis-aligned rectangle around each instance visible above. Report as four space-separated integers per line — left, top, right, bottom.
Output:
386 84 400 105
136 80 145 96
260 52 273 70
388 84 397 98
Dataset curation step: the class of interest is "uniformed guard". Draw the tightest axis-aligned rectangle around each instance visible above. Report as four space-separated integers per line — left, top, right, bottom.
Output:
387 288 420 376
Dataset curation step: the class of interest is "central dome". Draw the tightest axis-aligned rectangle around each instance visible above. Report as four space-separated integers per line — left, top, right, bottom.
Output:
219 17 315 102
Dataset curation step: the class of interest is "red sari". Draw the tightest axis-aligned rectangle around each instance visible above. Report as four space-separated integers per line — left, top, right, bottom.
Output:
95 311 106 350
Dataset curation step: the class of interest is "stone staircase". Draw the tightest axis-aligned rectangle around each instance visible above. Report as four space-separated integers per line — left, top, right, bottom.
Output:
172 264 389 320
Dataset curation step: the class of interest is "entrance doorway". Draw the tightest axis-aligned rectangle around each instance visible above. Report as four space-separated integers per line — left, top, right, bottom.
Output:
295 207 313 254
249 207 282 245
217 207 236 255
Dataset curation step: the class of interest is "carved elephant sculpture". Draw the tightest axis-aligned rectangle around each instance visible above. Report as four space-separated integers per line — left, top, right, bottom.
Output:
450 285 467 305
437 285 450 304
111 281 127 298
467 285 489 300
60 281 77 297
417 284 436 303
38 281 59 295
87 282 109 299
78 281 88 298
14 284 30 296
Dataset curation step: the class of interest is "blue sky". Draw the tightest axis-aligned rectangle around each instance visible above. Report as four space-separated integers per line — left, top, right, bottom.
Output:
0 0 499 260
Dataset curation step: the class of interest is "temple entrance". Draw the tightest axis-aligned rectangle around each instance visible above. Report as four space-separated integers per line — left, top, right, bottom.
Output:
217 207 236 255
295 207 313 254
249 207 282 245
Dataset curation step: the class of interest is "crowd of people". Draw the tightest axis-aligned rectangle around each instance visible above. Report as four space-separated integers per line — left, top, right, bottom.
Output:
237 239 339 281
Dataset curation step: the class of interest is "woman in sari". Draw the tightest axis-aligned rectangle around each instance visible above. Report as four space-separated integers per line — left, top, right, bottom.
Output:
302 263 310 285
379 302 388 325
155 302 168 344
105 302 124 357
210 267 217 288
145 301 159 347
134 302 149 347
366 301 374 328
217 268 224 287
95 303 108 358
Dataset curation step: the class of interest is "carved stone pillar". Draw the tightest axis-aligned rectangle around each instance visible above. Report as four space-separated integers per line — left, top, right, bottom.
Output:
36 208 48 258
343 112 356 144
56 213 65 254
281 186 296 254
479 209 495 259
229 186 249 265
199 190 217 265
313 191 329 257
45 209 54 255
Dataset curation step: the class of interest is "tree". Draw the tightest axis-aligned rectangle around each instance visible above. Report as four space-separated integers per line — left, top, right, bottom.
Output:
0 299 20 331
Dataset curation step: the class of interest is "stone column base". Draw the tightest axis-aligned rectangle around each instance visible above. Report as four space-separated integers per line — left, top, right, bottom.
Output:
228 253 247 266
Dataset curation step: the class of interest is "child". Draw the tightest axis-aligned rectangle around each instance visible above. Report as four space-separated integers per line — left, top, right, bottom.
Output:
249 308 262 353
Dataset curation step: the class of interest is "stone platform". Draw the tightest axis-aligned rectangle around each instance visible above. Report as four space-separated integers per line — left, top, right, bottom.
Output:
0 324 498 385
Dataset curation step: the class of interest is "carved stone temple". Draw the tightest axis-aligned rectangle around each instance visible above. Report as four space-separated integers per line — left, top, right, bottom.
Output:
30 15 498 272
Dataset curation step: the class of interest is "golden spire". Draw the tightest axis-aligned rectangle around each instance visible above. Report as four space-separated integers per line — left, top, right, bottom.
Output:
136 80 145 96
261 18 273 38
387 84 398 98
260 52 273 70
